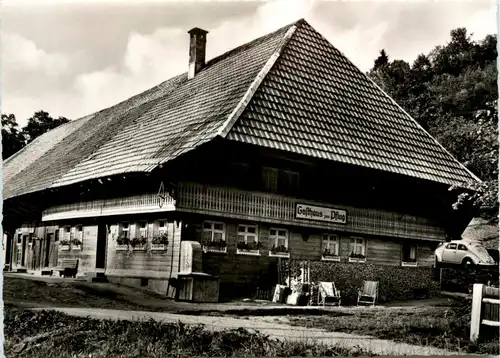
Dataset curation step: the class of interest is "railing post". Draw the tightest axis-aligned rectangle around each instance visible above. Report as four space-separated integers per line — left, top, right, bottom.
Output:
470 283 485 342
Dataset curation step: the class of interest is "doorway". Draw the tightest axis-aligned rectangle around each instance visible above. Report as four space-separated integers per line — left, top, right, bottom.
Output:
44 233 53 267
96 224 107 269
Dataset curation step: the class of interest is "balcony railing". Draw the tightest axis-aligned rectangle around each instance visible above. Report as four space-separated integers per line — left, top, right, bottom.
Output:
42 193 176 221
176 182 445 241
41 181 446 242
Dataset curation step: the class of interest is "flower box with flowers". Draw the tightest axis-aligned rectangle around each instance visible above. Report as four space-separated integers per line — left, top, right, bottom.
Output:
348 253 366 263
151 234 169 251
59 239 70 251
71 238 83 251
116 236 130 251
269 245 289 258
131 237 147 251
203 239 227 253
237 241 262 255
322 249 340 261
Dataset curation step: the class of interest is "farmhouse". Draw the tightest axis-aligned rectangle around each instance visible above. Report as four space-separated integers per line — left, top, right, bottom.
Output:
3 19 481 300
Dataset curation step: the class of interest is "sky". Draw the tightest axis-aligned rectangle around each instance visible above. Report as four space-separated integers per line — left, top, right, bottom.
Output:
2 0 497 127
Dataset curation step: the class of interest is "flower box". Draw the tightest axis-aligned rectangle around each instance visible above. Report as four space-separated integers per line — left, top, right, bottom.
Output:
116 245 129 251
203 240 227 254
130 238 147 251
237 249 260 256
60 245 70 251
237 241 261 256
269 251 290 258
72 245 82 251
402 261 418 267
348 257 366 263
203 245 227 254
269 244 289 258
151 244 166 251
322 255 340 262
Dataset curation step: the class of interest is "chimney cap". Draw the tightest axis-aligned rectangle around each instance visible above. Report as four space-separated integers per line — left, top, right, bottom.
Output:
188 27 209 36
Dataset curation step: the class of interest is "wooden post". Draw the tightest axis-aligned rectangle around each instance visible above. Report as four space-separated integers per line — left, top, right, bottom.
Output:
470 283 484 342
307 261 311 284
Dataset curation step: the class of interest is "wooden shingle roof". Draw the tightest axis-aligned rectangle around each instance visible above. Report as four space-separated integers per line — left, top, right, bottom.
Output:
3 19 479 200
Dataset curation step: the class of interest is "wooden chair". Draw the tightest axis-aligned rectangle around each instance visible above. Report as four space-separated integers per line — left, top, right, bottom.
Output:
357 280 378 306
317 281 341 306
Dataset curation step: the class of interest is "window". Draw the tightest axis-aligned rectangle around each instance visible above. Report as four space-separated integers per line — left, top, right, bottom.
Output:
322 234 340 260
64 227 71 241
75 225 83 240
17 234 22 244
121 223 130 238
262 167 278 192
237 225 260 255
282 170 300 194
402 243 417 266
158 220 168 234
458 244 468 251
202 221 226 253
446 243 457 250
349 237 366 262
139 222 148 238
269 228 289 257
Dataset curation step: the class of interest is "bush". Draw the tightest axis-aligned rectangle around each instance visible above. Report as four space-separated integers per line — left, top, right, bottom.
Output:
290 261 440 304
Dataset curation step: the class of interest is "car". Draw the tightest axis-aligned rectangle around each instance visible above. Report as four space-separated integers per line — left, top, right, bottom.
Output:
434 240 497 266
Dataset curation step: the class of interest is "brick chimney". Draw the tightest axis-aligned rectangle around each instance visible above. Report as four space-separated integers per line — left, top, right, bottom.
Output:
188 27 208 79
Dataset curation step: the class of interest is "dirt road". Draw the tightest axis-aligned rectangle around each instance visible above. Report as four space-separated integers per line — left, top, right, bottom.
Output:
32 306 467 356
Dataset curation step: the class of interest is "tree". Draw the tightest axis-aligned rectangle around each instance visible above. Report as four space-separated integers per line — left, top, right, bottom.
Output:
373 49 389 70
367 28 498 223
2 114 25 160
22 110 70 144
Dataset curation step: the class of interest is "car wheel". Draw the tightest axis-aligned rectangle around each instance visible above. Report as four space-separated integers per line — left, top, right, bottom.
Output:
462 258 475 266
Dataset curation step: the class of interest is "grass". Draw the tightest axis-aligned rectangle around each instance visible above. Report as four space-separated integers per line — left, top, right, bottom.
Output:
4 306 377 358
3 276 147 311
286 299 499 355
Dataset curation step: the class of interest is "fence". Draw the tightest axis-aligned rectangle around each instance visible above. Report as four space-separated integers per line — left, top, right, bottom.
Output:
470 283 500 342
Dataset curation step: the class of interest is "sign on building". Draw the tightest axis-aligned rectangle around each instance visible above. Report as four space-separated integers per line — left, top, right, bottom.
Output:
296 203 347 224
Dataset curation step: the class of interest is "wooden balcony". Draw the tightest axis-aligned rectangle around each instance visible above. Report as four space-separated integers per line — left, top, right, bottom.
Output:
41 181 446 242
42 193 176 221
176 182 446 241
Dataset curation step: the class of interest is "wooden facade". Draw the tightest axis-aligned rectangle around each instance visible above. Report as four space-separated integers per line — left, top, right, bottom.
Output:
10 163 444 296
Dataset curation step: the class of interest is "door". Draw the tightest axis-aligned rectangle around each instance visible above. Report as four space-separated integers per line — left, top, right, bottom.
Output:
21 235 28 266
455 244 468 263
442 243 457 263
96 224 107 269
44 233 53 267
15 234 23 267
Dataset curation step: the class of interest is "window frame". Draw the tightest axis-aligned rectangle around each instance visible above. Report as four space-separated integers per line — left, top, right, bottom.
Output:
262 167 278 193
402 242 418 267
202 221 227 253
236 224 260 256
458 244 468 251
158 220 168 234
120 222 130 238
269 227 290 257
348 236 366 263
138 221 148 238
321 234 340 261
283 169 300 194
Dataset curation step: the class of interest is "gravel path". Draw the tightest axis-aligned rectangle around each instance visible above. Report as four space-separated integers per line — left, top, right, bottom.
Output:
32 307 467 356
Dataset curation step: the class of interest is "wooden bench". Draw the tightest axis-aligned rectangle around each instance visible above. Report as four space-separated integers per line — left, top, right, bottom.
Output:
55 259 79 278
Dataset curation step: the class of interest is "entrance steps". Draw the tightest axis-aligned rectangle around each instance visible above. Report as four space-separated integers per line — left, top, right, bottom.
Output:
82 271 108 283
